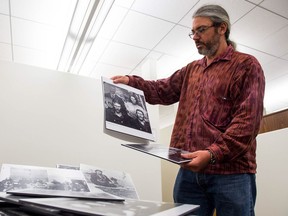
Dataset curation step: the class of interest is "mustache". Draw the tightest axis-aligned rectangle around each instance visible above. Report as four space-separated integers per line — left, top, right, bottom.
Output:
195 40 205 46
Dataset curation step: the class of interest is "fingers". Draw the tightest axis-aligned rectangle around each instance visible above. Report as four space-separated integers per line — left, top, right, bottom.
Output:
181 153 195 159
111 76 129 85
180 151 210 172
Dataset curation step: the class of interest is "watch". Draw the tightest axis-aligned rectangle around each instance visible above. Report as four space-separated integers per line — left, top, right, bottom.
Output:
207 150 216 165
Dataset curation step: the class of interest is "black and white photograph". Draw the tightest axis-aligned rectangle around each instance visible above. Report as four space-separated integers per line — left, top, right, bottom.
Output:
0 164 123 201
102 77 155 141
0 164 90 193
80 164 139 200
122 144 192 164
20 197 199 216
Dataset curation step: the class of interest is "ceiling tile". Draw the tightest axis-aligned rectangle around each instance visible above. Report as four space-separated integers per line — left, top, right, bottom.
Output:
114 0 134 8
11 18 66 56
282 53 288 61
0 43 12 61
260 0 288 18
10 0 76 26
98 5 128 40
179 0 255 27
157 50 203 79
236 44 277 66
146 51 163 61
0 0 9 15
0 14 11 43
90 63 132 79
131 0 198 23
113 10 174 49
99 41 149 69
246 0 263 4
156 54 195 79
77 38 110 77
134 50 164 73
231 6 288 56
154 25 197 59
262 58 288 82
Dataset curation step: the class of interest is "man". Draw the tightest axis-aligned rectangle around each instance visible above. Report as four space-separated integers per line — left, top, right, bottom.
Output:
125 93 146 120
105 98 132 127
133 109 152 133
112 4 265 216
104 85 124 110
90 170 114 187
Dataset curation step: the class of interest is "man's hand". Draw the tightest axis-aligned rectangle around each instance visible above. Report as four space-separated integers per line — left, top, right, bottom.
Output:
180 150 211 172
111 76 129 85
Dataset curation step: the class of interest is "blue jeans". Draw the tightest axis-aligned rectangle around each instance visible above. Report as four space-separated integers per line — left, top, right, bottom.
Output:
173 168 256 216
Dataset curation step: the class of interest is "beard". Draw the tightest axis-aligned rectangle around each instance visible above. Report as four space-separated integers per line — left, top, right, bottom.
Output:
196 33 221 57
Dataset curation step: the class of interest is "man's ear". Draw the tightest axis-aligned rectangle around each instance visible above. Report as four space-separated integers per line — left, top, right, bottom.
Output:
219 22 228 36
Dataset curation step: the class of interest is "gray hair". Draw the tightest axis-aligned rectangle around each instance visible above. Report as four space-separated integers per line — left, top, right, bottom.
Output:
193 4 236 49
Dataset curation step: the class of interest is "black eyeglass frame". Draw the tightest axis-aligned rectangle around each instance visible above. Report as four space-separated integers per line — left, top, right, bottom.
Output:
188 25 215 38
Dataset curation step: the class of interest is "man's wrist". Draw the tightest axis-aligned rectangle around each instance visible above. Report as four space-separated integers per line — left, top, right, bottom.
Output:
207 150 216 164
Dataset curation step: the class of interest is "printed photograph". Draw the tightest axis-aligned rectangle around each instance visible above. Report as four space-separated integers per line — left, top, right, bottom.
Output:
80 164 139 200
0 164 89 193
102 77 155 141
122 144 192 164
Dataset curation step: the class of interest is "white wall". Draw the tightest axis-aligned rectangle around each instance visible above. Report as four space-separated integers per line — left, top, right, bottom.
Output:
0 60 162 201
256 128 288 216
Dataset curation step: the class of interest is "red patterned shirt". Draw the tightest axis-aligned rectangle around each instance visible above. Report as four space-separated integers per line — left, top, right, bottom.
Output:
128 45 265 174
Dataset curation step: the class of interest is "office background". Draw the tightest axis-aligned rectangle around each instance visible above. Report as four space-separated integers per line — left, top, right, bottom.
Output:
0 0 288 215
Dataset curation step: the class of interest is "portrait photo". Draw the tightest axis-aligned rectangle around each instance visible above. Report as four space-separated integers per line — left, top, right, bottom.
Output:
102 77 154 141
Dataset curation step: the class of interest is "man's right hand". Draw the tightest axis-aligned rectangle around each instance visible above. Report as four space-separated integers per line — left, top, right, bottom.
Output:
111 76 129 85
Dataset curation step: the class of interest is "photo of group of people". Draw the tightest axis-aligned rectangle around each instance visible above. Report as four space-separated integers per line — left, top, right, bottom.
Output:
102 77 154 141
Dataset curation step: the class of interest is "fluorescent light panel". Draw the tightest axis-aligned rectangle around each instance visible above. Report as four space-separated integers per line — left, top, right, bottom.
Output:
57 0 115 73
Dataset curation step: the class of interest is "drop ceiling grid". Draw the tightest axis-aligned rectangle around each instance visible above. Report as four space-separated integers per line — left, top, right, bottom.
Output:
11 0 78 25
90 63 134 79
178 0 255 27
237 45 277 65
231 6 288 56
130 0 199 24
98 41 150 69
259 0 288 18
112 10 175 50
262 58 288 82
153 25 195 58
92 1 198 77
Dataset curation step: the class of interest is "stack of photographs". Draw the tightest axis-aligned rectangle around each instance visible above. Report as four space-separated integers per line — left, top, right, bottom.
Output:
19 197 199 216
0 163 199 215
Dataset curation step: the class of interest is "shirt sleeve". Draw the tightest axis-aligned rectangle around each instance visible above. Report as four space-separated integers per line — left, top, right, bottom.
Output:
127 68 186 105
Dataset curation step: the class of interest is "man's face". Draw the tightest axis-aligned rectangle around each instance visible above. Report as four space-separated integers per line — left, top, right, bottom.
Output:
130 96 137 104
191 17 221 57
113 102 121 113
136 110 144 121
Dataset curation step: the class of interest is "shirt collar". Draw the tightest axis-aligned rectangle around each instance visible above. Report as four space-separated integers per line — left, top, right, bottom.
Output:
199 45 234 67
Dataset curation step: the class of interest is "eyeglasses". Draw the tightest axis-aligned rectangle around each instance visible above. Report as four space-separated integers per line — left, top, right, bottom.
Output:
188 25 215 38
